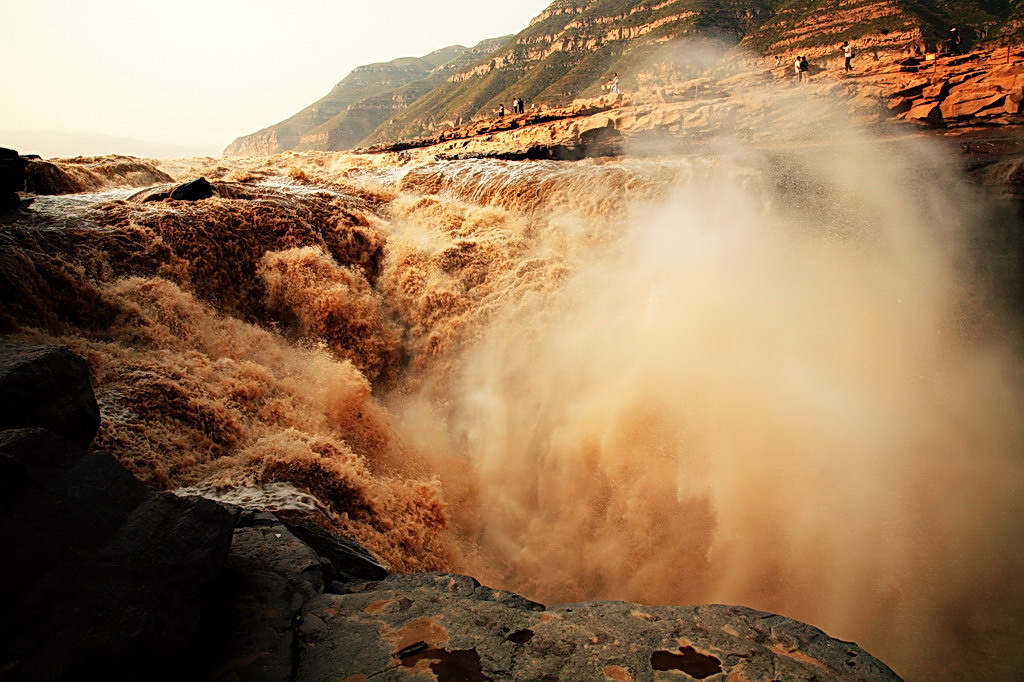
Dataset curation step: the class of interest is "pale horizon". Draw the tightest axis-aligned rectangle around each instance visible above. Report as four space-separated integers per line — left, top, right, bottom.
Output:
0 0 552 159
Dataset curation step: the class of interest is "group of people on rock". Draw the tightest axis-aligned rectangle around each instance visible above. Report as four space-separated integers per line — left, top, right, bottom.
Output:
780 26 964 85
496 97 529 117
793 55 810 82
494 71 623 118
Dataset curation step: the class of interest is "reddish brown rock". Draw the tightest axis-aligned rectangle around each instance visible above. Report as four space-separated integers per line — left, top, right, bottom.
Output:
942 92 1008 118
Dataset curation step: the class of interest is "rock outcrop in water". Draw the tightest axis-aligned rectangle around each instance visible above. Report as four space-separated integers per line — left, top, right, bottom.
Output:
0 343 901 681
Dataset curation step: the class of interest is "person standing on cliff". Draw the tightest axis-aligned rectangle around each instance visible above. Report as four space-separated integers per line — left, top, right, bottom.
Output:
794 56 803 83
949 27 962 55
799 56 810 81
609 73 620 94
496 103 505 118
842 41 853 71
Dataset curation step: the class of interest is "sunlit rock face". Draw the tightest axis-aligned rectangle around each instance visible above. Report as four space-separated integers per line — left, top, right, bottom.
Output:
223 0 1024 153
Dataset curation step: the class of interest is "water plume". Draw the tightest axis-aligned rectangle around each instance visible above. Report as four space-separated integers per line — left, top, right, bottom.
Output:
387 99 1024 680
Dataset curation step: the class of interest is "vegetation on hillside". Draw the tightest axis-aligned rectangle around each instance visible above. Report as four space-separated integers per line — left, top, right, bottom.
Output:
228 0 1024 154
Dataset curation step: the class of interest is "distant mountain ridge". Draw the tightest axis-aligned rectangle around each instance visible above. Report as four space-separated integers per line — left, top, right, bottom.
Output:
225 0 1024 156
223 40 509 156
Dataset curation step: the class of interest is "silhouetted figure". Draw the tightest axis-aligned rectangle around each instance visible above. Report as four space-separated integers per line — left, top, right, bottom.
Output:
948 27 962 55
497 103 505 118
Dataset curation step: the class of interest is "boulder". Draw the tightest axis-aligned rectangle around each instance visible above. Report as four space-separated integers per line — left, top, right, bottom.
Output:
170 176 215 201
0 147 27 215
0 341 100 447
0 427 237 681
296 572 902 680
0 147 27 193
906 100 944 124
941 92 1007 119
130 177 216 203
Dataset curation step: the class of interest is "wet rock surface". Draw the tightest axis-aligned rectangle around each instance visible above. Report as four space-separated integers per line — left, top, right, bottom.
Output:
297 573 901 681
131 176 217 202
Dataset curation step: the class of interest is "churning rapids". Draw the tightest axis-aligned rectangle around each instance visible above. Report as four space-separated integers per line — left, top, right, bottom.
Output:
2 121 1023 681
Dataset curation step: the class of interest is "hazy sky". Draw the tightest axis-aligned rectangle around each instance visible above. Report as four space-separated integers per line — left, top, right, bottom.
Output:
0 0 552 157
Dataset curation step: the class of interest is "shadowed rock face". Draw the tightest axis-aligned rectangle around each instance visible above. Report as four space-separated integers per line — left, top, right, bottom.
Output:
296 573 902 681
0 147 27 214
0 341 99 447
0 427 237 682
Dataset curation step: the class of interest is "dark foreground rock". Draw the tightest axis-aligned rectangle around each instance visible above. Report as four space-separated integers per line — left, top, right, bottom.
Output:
0 147 27 215
296 572 901 681
0 428 237 681
0 341 100 447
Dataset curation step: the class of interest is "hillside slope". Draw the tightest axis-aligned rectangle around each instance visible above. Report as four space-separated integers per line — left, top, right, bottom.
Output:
223 44 486 156
227 0 1024 154
365 0 782 144
292 37 511 153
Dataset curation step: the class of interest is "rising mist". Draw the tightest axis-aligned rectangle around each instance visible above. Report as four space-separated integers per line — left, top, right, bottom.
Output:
384 94 1024 680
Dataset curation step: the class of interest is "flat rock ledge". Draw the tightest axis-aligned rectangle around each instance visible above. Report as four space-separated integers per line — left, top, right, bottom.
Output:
297 573 900 681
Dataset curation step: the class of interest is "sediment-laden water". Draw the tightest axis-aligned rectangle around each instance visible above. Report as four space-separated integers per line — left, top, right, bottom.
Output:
2 119 1022 680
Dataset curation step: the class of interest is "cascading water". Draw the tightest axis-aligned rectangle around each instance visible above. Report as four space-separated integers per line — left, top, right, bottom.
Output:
2 115 1022 680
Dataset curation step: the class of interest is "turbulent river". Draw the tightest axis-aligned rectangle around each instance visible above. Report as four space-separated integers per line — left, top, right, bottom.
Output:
2 121 1023 680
